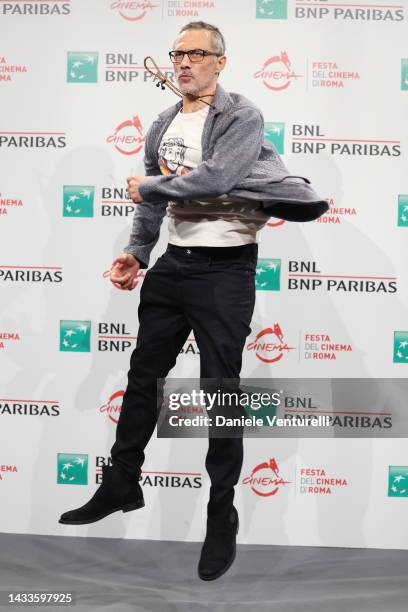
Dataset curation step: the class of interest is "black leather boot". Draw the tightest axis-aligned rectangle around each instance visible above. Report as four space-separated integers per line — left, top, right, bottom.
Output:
198 506 239 581
59 465 144 525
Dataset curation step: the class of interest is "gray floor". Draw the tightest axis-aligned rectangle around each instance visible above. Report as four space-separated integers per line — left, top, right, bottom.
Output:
0 533 407 612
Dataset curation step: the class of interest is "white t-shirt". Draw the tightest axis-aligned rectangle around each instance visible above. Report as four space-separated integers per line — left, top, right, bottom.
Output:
158 105 268 246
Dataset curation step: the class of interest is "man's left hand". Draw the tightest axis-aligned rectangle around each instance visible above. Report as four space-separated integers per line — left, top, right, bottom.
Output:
127 176 152 203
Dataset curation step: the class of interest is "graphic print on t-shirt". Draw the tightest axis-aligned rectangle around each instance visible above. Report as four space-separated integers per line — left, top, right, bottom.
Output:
157 105 267 245
159 137 191 176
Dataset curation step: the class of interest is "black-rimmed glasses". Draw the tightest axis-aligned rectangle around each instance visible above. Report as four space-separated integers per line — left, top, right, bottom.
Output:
169 49 222 64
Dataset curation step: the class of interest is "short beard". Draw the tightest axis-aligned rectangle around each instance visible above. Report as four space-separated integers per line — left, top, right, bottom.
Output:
177 75 214 99
179 83 199 97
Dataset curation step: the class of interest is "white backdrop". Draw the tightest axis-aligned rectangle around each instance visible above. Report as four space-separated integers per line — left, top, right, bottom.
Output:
1 0 408 549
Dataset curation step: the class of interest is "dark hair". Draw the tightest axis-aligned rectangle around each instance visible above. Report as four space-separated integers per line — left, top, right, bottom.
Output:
178 21 226 55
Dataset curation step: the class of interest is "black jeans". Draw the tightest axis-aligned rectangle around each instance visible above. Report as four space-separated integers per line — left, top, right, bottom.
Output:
110 242 257 518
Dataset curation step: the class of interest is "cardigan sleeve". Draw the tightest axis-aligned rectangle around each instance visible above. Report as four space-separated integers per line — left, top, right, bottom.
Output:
123 123 168 269
139 106 264 203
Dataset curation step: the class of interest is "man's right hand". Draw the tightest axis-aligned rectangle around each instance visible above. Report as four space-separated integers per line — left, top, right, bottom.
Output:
110 253 140 291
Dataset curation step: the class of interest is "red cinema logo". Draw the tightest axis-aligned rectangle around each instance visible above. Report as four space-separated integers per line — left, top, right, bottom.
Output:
111 1 159 21
247 324 295 363
99 390 124 424
106 115 145 155
242 458 290 497
254 51 303 91
267 218 285 228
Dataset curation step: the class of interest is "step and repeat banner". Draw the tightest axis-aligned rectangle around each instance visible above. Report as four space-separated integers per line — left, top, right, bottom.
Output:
1 0 408 549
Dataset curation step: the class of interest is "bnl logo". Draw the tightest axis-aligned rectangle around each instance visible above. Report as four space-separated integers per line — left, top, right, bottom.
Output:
63 186 94 217
256 0 287 19
398 195 408 227
60 320 91 352
393 331 408 363
256 259 281 291
388 466 408 497
67 52 98 83
401 59 408 91
57 454 88 485
264 123 285 154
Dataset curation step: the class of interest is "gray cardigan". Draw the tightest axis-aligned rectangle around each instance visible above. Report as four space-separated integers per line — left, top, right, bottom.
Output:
124 83 328 268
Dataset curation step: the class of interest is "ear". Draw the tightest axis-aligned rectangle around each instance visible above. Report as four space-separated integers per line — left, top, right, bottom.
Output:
216 55 227 74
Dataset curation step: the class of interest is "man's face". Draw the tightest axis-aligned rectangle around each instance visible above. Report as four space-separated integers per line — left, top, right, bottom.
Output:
162 141 184 165
172 29 226 96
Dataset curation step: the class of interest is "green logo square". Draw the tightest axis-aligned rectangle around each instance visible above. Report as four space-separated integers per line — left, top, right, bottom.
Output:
401 59 408 91
264 123 285 154
60 320 91 352
398 195 408 227
57 453 88 485
256 0 287 19
63 186 94 218
67 52 98 83
388 466 408 497
393 331 408 363
242 395 277 424
256 259 281 291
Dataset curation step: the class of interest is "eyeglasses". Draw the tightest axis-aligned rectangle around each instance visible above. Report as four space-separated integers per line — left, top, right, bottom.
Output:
169 49 221 64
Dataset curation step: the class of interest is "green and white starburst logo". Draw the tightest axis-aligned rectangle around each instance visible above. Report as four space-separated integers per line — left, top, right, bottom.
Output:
60 320 91 352
401 59 408 91
63 186 94 217
242 393 277 424
398 195 408 227
67 52 98 83
256 259 281 291
256 0 287 19
57 453 88 485
393 331 408 363
388 466 408 497
264 123 285 154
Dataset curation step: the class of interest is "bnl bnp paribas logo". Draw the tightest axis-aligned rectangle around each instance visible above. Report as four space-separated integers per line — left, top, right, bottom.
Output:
401 59 408 90
398 195 408 227
388 466 408 497
256 259 281 291
57 454 88 485
393 331 408 363
264 123 285 154
256 0 287 19
67 52 98 83
59 320 91 352
63 186 94 217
